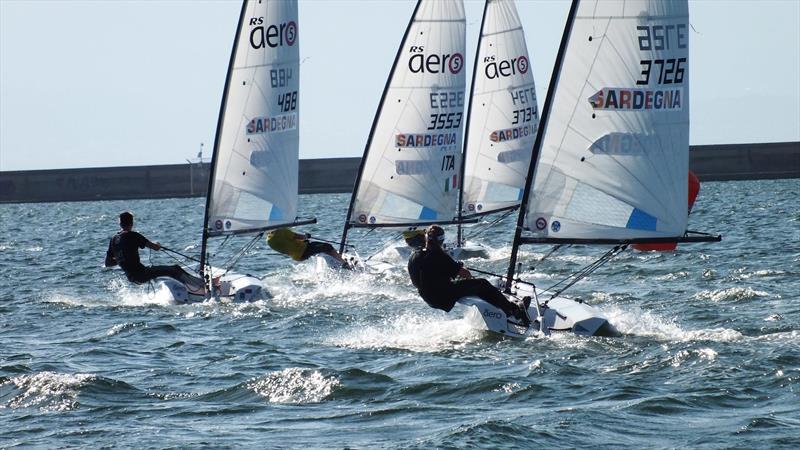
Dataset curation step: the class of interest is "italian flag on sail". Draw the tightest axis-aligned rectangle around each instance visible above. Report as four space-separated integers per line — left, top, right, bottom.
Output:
444 175 458 192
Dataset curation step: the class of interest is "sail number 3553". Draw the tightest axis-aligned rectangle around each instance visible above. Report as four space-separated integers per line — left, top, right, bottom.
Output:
427 112 463 130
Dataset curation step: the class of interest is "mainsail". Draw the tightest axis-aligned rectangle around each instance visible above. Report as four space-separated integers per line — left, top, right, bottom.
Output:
341 0 467 244
461 0 539 218
523 0 692 242
204 0 301 239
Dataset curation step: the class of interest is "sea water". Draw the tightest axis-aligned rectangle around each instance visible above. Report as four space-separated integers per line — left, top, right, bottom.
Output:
0 179 798 448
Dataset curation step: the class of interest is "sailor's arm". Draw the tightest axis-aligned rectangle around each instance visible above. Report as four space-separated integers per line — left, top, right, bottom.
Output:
104 239 117 267
457 266 473 279
138 233 161 251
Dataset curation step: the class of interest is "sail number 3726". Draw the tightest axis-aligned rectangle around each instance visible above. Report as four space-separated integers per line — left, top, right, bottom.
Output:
635 24 687 86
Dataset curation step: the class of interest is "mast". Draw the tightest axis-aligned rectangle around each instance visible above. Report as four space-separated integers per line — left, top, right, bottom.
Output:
338 0 424 254
504 0 579 292
456 0 491 248
200 0 248 279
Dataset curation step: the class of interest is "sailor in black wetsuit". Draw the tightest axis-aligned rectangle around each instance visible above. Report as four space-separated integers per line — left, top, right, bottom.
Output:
407 225 529 324
104 212 204 292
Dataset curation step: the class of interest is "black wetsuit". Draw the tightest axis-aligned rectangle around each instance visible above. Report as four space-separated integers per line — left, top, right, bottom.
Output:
300 241 335 261
407 245 519 316
105 231 201 288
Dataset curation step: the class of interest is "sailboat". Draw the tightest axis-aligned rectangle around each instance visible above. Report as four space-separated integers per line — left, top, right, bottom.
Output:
459 0 720 337
455 0 541 258
334 0 468 268
157 0 314 303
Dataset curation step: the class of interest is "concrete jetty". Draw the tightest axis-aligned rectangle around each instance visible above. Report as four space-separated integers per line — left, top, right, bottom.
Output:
1 142 797 204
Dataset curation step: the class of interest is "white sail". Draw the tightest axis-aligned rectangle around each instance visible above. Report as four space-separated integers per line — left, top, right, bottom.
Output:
462 0 539 217
348 0 467 226
207 0 300 235
525 0 690 241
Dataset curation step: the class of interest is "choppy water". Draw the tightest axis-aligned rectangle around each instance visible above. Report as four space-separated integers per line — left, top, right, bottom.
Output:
1 179 798 448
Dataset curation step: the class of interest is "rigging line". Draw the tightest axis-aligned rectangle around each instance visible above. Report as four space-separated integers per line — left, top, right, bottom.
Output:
465 265 537 289
207 235 231 267
161 249 186 266
161 246 201 263
546 248 614 293
311 235 355 248
219 232 264 278
462 209 515 241
545 245 627 298
364 230 406 261
533 244 564 268
214 235 233 273
544 248 613 291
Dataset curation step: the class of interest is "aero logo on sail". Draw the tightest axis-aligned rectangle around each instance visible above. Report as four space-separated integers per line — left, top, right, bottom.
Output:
483 55 528 79
408 46 464 75
249 18 297 49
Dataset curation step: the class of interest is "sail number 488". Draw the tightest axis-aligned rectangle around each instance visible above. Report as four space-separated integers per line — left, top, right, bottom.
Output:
277 91 297 112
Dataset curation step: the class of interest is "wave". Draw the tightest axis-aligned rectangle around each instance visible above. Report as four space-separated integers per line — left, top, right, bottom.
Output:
605 305 743 342
246 368 339 404
729 268 787 281
693 287 771 303
1 371 96 412
326 311 486 352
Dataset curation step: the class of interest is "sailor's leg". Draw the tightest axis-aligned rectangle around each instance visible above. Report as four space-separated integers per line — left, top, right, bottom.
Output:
451 279 520 317
302 242 347 265
147 265 204 291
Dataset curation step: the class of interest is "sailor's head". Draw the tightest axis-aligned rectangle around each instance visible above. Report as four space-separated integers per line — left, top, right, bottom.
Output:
425 225 445 247
119 211 134 229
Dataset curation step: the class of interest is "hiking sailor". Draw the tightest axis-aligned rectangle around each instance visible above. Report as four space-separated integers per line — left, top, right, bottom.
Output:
104 211 205 293
267 228 350 267
407 225 529 325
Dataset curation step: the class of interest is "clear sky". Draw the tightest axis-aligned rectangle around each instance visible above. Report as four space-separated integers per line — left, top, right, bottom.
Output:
1 0 798 171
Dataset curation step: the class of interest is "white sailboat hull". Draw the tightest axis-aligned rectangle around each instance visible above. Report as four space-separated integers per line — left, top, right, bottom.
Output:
155 271 269 304
366 240 491 267
457 283 619 338
313 253 395 275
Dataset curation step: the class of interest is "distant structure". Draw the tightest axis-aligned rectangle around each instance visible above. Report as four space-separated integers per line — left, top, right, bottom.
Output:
0 142 797 204
690 142 799 181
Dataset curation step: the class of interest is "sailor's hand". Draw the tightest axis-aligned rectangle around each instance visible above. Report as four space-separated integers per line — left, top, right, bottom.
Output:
152 242 162 251
458 267 472 279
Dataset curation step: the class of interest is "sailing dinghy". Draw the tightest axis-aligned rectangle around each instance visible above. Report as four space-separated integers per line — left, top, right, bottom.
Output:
333 0 469 270
157 0 313 304
459 0 720 337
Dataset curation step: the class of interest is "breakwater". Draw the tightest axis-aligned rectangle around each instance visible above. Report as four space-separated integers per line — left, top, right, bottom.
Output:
1 142 797 204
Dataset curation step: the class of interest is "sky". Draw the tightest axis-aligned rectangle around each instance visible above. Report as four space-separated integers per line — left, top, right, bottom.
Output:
1 0 799 171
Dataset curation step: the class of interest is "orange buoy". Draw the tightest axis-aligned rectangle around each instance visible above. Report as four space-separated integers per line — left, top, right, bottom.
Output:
632 171 700 252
